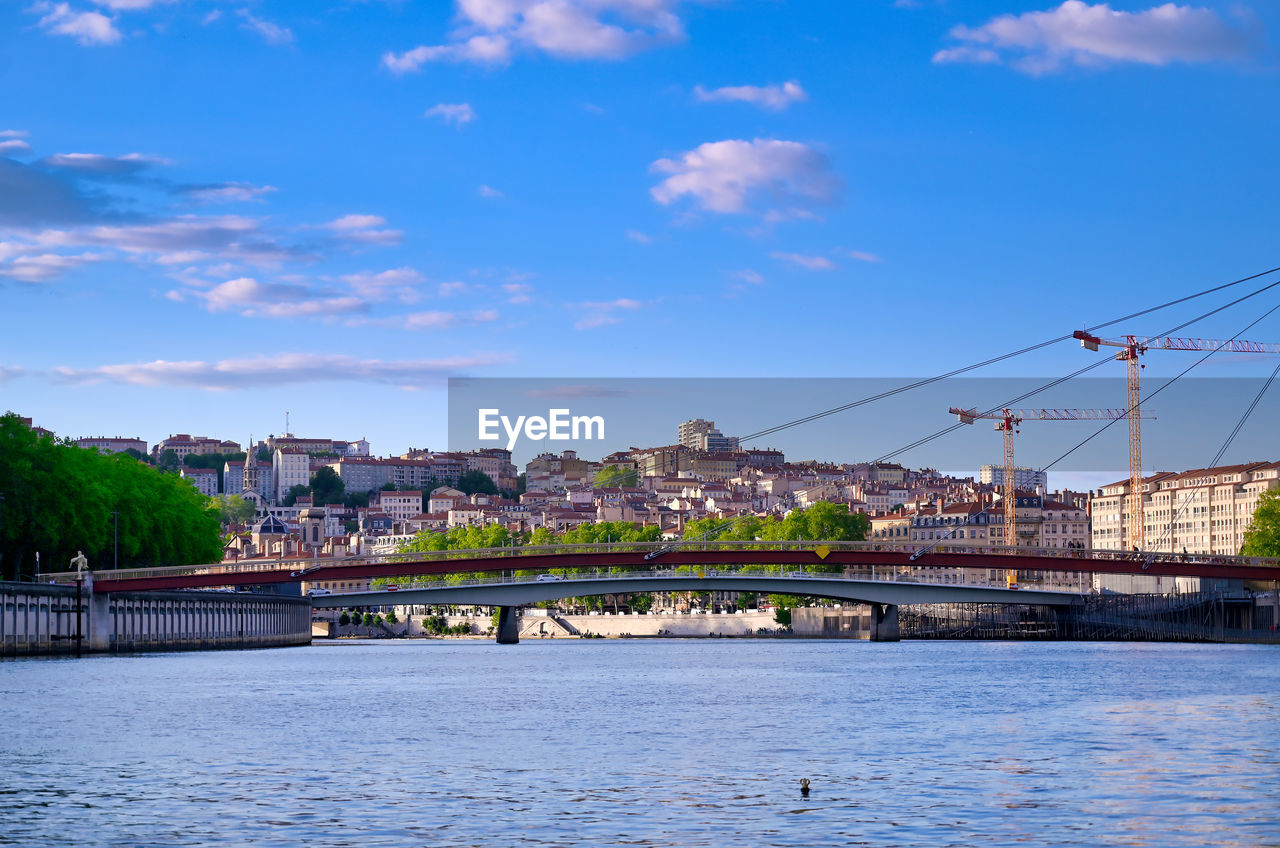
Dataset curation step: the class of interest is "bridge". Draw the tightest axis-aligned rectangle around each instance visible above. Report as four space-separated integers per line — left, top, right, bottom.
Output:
42 540 1279 643
311 569 1083 642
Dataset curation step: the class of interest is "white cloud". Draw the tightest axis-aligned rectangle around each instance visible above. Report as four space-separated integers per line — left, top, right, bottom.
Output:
438 281 469 296
574 296 645 329
502 282 532 303
731 269 764 284
693 81 807 111
237 9 293 46
327 214 385 231
650 138 839 216
93 0 176 8
848 250 882 263
341 267 425 300
202 9 222 24
625 229 652 244
195 276 364 318
53 353 512 389
0 365 26 382
426 103 477 125
0 251 110 282
0 140 32 156
180 182 278 203
478 184 503 198
32 3 121 45
40 152 168 175
771 252 835 271
323 214 403 245
382 0 691 72
935 2 1258 73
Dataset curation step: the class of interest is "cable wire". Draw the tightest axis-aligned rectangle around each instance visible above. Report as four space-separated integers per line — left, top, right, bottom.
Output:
739 264 1280 443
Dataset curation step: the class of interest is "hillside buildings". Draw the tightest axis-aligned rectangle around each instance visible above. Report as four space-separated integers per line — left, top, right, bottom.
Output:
1091 461 1280 555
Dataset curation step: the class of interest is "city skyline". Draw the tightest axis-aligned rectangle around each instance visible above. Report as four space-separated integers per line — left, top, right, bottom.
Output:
4 0 1280 465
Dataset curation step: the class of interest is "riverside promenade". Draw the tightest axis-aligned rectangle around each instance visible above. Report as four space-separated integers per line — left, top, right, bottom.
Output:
1 578 311 657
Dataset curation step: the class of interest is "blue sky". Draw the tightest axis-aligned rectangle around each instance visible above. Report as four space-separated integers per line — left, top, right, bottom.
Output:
3 0 1279 475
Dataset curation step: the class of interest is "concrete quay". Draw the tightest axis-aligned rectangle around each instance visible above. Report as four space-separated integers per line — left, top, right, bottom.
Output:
1 578 311 657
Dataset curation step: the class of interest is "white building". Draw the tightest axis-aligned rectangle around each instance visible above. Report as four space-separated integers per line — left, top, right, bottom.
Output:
273 449 311 504
76 436 147 455
1090 461 1280 556
180 466 219 497
980 465 1048 492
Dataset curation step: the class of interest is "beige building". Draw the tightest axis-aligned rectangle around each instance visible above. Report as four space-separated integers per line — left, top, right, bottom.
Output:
1091 461 1280 555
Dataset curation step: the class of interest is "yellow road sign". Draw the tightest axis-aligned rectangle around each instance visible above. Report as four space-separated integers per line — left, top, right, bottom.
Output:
815 545 831 560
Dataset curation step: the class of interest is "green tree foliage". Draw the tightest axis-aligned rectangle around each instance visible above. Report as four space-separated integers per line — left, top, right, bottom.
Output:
338 611 351 626
362 612 375 626
594 464 639 488
210 494 257 527
309 466 345 506
1242 488 1280 557
385 609 399 625
156 448 180 472
629 592 654 613
456 469 498 496
0 414 223 579
774 607 792 626
283 484 310 506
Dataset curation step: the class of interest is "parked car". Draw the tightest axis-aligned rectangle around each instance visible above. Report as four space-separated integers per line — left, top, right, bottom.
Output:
536 574 564 582
306 587 332 596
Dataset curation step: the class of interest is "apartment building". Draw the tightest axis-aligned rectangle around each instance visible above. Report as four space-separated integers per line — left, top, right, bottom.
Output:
1091 461 1280 555
76 436 147 455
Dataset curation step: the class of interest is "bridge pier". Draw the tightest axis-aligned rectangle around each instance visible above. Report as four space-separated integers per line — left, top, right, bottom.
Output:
869 603 900 642
496 606 519 644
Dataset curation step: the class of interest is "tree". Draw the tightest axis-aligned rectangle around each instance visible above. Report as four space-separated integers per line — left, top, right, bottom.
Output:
629 592 654 614
362 612 375 627
385 609 399 625
0 414 223 580
1242 488 1280 557
283 484 310 506
595 465 638 488
338 612 351 626
309 466 345 505
210 494 256 526
156 448 180 472
457 469 498 496
122 448 147 463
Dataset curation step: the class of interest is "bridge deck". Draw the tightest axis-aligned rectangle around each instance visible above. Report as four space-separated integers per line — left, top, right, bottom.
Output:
38 540 1280 593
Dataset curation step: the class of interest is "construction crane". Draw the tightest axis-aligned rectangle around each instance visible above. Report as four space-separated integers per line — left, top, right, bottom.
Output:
949 407 1142 587
1073 331 1280 550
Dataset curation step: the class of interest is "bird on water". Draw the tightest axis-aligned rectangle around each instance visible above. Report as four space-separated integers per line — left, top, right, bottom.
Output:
800 779 810 796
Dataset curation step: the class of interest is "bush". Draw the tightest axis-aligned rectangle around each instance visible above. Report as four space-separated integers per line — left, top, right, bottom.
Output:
362 612 375 627
385 610 399 625
338 612 351 626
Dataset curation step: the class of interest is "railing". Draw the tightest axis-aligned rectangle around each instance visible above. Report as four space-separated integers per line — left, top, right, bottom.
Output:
314 567 1086 597
40 538 1280 584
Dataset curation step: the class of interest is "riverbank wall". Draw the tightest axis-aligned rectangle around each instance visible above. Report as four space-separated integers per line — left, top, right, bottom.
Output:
1 579 311 657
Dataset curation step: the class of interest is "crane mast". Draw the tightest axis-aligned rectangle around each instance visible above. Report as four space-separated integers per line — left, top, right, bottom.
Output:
950 406 1142 588
1074 329 1280 550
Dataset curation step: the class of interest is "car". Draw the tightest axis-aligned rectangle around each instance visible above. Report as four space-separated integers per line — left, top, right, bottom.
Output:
306 587 332 596
536 574 564 582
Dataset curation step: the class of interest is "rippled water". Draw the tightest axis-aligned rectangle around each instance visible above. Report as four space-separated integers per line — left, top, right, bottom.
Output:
2 640 1278 847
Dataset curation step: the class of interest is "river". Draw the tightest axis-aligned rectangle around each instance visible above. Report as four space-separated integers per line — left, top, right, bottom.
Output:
2 640 1277 847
